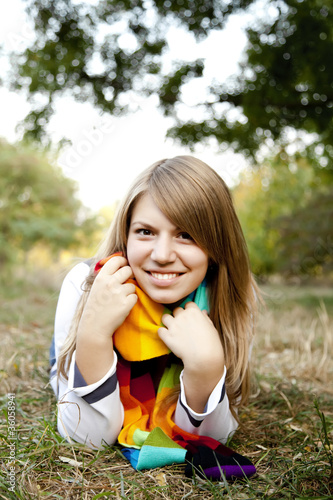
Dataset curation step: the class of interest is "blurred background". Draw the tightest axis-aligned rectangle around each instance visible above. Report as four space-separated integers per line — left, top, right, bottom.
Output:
0 0 332 307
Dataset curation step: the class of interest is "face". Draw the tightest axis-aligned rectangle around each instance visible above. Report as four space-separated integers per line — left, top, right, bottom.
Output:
127 194 209 307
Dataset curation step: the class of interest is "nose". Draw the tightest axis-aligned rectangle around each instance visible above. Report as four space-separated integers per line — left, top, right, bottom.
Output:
151 234 176 264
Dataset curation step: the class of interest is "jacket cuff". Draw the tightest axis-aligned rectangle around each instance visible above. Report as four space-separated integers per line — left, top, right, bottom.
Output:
68 350 118 403
178 365 227 424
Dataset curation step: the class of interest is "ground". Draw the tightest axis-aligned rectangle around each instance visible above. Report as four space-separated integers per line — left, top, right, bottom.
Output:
0 268 332 499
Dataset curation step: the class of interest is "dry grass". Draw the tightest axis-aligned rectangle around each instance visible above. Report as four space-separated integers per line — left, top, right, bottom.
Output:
0 271 332 499
254 299 333 392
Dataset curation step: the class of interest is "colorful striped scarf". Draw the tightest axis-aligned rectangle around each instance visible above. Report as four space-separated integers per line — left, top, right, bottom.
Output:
95 255 256 480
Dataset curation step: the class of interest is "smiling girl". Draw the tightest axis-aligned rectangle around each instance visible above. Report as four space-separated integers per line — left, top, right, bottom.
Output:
50 156 259 480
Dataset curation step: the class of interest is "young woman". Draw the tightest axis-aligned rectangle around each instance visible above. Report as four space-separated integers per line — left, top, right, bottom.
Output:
50 156 258 479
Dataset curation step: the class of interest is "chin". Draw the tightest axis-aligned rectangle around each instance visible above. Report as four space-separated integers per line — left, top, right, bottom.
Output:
151 294 179 305
145 289 180 305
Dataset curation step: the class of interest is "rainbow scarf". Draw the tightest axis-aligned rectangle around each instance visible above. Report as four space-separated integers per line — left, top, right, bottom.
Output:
95 256 256 480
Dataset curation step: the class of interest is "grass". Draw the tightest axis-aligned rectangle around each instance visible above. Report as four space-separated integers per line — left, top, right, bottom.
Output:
260 281 333 314
0 268 332 499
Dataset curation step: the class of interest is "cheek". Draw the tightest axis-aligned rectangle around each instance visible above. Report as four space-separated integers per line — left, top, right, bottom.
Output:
126 239 146 269
187 250 209 277
193 248 209 268
126 237 136 266
198 261 209 279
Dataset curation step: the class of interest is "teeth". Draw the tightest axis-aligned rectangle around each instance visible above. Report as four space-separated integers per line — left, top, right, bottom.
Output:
151 272 178 280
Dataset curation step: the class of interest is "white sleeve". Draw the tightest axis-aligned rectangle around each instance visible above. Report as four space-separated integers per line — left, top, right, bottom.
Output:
51 262 90 368
50 262 124 449
56 351 124 449
174 366 238 443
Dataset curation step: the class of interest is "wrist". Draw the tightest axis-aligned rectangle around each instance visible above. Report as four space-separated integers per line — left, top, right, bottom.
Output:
183 351 224 379
78 312 116 342
183 363 224 388
182 364 224 414
77 329 114 350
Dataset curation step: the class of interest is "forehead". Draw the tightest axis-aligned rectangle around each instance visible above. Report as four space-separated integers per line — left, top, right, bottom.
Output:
130 194 177 229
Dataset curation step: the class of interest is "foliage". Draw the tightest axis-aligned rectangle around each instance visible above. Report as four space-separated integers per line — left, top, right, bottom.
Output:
278 189 333 276
233 154 333 277
0 139 97 266
168 0 333 169
8 0 333 170
10 0 251 143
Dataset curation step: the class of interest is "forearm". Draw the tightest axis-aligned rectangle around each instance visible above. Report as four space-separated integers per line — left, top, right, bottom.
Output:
75 319 115 384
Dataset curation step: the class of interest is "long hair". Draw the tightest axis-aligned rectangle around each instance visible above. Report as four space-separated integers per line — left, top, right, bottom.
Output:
58 156 258 415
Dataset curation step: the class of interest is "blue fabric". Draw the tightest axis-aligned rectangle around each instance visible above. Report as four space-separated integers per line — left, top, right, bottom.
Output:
136 445 186 470
179 279 209 312
122 428 187 471
49 335 56 367
122 448 140 469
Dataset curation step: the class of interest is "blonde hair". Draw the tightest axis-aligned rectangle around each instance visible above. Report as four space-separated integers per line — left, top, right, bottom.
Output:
58 156 259 415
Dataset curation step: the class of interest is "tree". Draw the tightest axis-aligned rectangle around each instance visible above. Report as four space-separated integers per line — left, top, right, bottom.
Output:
233 154 332 277
169 0 333 170
277 190 333 276
0 139 97 266
8 0 333 170
10 0 252 143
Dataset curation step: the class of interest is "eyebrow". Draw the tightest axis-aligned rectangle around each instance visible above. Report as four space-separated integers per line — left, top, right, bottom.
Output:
130 221 156 230
130 220 182 232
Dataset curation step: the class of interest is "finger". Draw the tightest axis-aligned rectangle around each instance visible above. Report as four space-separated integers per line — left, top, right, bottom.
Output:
172 306 184 316
157 326 168 339
158 326 176 354
122 282 136 296
115 265 135 283
99 255 128 275
126 293 138 308
161 313 173 328
184 301 199 310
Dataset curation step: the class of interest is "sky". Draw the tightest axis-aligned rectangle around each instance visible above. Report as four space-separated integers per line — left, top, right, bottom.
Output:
0 0 250 211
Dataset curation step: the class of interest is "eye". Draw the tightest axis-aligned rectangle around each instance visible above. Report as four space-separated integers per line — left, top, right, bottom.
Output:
136 228 153 236
178 232 193 240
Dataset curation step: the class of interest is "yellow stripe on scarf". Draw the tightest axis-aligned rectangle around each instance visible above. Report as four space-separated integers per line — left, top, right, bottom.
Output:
113 279 170 361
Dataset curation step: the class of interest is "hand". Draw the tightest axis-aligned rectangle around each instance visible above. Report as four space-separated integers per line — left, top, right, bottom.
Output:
80 256 137 339
158 302 224 377
158 302 225 412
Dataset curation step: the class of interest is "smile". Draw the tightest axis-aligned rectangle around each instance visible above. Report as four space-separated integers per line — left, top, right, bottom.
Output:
150 272 181 280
